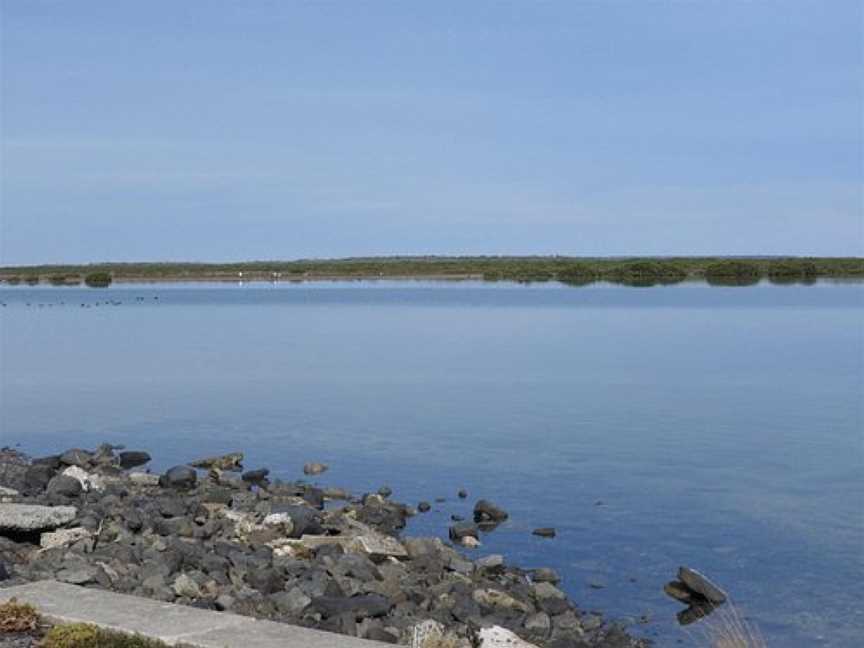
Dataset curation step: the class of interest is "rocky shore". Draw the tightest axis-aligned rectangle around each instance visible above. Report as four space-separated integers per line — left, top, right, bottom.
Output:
0 446 647 648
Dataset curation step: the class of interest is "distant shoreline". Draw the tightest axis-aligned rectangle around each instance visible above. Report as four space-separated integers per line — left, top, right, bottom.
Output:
1 256 862 288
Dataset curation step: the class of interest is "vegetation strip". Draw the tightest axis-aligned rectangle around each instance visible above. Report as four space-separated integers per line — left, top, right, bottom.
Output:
1 256 861 288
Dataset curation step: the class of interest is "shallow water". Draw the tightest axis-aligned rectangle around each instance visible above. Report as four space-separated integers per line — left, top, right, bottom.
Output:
1 280 862 646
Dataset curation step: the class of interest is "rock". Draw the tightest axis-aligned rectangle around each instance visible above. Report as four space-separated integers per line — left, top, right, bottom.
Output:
190 452 243 471
663 580 694 604
531 568 561 584
477 625 540 647
159 465 197 489
46 474 82 498
62 466 103 492
57 565 98 585
309 593 391 619
377 486 392 498
242 468 270 483
417 501 431 512
678 566 728 604
460 536 480 548
40 527 91 550
215 594 235 611
533 582 565 600
365 627 398 643
472 588 530 613
118 451 151 469
173 572 202 598
476 554 505 573
473 499 509 523
247 567 283 594
448 521 479 542
23 464 55 492
0 486 19 498
303 462 328 476
128 471 160 486
262 512 295 535
458 489 468 499
532 527 556 538
59 448 93 468
0 461 27 493
525 611 552 638
0 562 9 581
0 503 77 533
271 587 312 616
349 534 408 561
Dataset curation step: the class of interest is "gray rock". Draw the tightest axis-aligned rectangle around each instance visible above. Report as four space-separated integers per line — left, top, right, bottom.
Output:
271 587 312 616
678 566 728 604
23 464 54 492
309 593 392 619
532 527 556 538
531 567 561 584
242 468 269 483
57 565 98 584
0 503 77 533
159 465 197 489
190 452 243 471
448 521 479 542
525 611 551 638
173 572 202 598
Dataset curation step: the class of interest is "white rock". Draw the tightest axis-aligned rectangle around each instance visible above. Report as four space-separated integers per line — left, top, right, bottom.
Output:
128 472 160 486
62 466 104 492
478 626 540 648
412 619 446 648
349 533 408 560
262 512 295 535
460 536 481 548
0 486 19 498
40 527 91 550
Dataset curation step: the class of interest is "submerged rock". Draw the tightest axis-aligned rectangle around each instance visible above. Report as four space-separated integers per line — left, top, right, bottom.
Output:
532 527 556 538
190 452 243 471
118 451 151 469
303 462 328 476
474 499 509 523
677 566 728 604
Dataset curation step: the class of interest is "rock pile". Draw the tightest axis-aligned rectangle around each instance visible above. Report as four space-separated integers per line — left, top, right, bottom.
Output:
0 445 645 648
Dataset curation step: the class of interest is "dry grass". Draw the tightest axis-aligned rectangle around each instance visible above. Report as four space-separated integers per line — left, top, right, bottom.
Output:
0 598 40 633
688 601 768 648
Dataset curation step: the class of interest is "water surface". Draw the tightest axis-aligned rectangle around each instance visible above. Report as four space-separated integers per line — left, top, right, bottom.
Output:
1 281 861 646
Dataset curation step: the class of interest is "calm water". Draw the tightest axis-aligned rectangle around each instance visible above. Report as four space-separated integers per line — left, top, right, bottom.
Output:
1 281 862 646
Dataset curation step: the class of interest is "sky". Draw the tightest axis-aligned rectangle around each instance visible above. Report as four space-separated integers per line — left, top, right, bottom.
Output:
1 1 862 265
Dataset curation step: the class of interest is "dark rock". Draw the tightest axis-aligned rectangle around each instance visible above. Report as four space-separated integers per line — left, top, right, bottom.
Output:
23 464 54 493
663 580 695 604
531 567 561 584
451 514 464 522
417 501 431 513
0 562 9 581
0 462 27 492
118 451 151 469
46 475 82 498
247 567 284 594
377 486 392 498
242 468 270 483
677 566 728 604
365 627 398 643
270 503 323 537
473 499 509 523
533 527 556 538
159 466 197 489
458 489 468 499
32 455 61 469
59 448 93 468
309 594 392 619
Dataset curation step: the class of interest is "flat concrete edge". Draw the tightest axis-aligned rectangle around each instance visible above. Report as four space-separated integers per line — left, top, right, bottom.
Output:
0 581 392 647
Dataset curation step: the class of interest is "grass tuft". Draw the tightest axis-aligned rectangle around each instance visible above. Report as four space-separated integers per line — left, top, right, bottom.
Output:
0 598 40 633
687 602 767 648
42 623 170 648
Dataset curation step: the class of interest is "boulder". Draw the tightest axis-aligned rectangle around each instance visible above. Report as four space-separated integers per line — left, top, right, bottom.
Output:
478 626 540 648
242 468 269 484
473 499 509 523
448 521 479 542
159 465 197 489
118 451 151 469
45 475 83 498
532 527 556 538
308 593 391 619
61 466 104 492
531 567 561 584
472 588 530 613
23 464 55 492
173 572 202 598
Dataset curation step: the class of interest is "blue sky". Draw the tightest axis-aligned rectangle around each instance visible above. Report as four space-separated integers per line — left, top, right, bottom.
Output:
1 1 861 264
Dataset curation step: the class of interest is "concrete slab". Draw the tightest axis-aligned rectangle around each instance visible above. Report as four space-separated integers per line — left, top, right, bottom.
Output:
0 581 391 647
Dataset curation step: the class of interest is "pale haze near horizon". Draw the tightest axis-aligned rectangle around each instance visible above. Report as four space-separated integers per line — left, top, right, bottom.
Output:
1 1 862 266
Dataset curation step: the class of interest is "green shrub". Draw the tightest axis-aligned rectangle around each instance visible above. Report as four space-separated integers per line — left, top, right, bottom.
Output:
557 263 597 286
43 623 170 648
607 261 687 286
704 261 761 286
84 272 113 288
767 260 818 283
